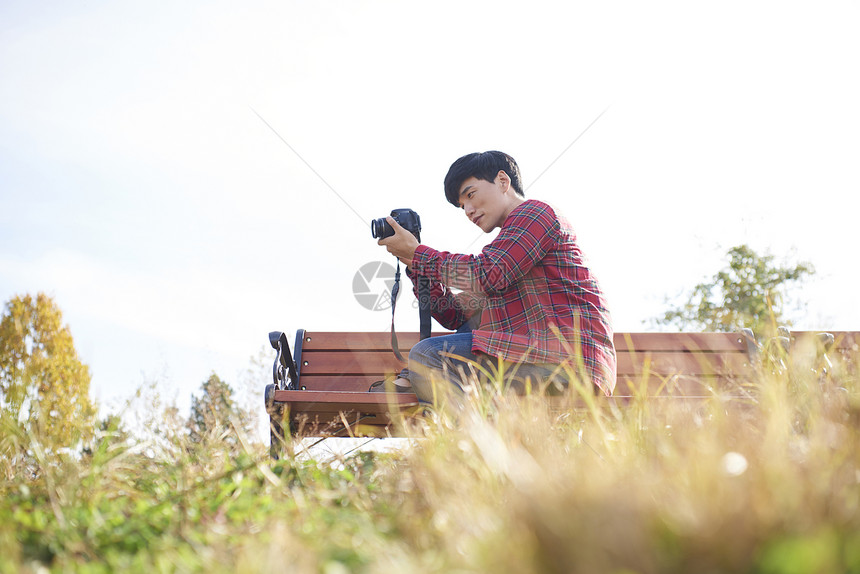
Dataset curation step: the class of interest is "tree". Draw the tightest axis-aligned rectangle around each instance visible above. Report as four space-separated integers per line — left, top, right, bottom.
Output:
0 293 96 447
653 244 815 337
187 373 250 445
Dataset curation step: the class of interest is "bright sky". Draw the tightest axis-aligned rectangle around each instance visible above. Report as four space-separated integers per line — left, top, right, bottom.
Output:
2 1 858 436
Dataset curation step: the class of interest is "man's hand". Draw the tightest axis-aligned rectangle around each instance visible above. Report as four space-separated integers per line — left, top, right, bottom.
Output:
377 216 419 266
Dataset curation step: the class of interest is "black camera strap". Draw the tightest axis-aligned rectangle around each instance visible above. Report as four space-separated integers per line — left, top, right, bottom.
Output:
390 261 432 363
417 275 432 340
390 262 405 362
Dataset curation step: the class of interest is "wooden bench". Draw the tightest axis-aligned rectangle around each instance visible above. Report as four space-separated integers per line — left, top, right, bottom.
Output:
264 329 771 451
264 328 857 457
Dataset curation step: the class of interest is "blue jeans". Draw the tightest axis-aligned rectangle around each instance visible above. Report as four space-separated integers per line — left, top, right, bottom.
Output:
406 322 566 405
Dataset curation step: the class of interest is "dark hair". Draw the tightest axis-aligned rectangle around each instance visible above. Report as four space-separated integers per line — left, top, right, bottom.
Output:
443 151 525 207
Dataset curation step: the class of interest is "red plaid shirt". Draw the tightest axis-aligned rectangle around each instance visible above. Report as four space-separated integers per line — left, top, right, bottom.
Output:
408 199 616 395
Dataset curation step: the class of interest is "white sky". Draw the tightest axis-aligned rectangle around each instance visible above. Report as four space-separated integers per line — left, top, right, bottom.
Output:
2 0 858 437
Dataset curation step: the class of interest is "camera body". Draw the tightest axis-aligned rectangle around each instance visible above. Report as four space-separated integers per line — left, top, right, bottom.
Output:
371 208 421 242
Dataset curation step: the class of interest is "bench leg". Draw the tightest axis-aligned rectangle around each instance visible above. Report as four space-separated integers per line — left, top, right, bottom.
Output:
265 383 290 459
269 409 285 460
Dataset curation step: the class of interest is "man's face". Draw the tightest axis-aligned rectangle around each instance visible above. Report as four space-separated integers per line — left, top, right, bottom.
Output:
457 173 509 233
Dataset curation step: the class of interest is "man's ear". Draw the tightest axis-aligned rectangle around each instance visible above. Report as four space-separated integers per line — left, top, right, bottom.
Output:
496 170 510 192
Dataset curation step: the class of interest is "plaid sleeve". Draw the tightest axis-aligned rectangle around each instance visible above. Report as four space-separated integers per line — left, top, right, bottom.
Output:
405 266 478 330
410 202 560 295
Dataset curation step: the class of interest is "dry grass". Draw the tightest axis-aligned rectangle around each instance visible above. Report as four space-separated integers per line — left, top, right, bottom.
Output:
2 346 859 573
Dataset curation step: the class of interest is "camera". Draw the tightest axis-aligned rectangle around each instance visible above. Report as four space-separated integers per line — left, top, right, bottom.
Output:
371 208 421 242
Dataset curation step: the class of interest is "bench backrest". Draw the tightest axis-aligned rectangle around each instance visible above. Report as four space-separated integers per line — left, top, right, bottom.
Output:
289 330 758 397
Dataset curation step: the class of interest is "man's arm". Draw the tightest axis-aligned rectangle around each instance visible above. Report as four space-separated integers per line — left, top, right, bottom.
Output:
410 202 560 295
405 267 481 330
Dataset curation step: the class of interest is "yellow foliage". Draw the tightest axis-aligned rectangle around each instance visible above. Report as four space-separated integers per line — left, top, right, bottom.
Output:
0 293 95 449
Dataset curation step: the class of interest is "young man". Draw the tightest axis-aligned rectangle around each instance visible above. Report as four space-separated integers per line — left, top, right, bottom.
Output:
378 151 615 405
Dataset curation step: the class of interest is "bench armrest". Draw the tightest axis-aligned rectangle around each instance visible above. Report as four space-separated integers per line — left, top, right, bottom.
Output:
269 330 300 390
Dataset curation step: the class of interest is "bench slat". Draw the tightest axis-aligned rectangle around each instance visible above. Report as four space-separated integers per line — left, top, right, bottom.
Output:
285 394 747 432
298 331 748 352
273 389 419 410
289 413 400 437
618 350 752 374
614 332 747 352
297 350 752 376
285 374 747 396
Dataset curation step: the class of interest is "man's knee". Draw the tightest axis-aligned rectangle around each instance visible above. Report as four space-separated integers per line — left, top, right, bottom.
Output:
408 337 440 370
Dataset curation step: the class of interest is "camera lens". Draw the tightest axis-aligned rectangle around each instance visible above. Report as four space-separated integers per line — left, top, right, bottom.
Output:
370 217 391 239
